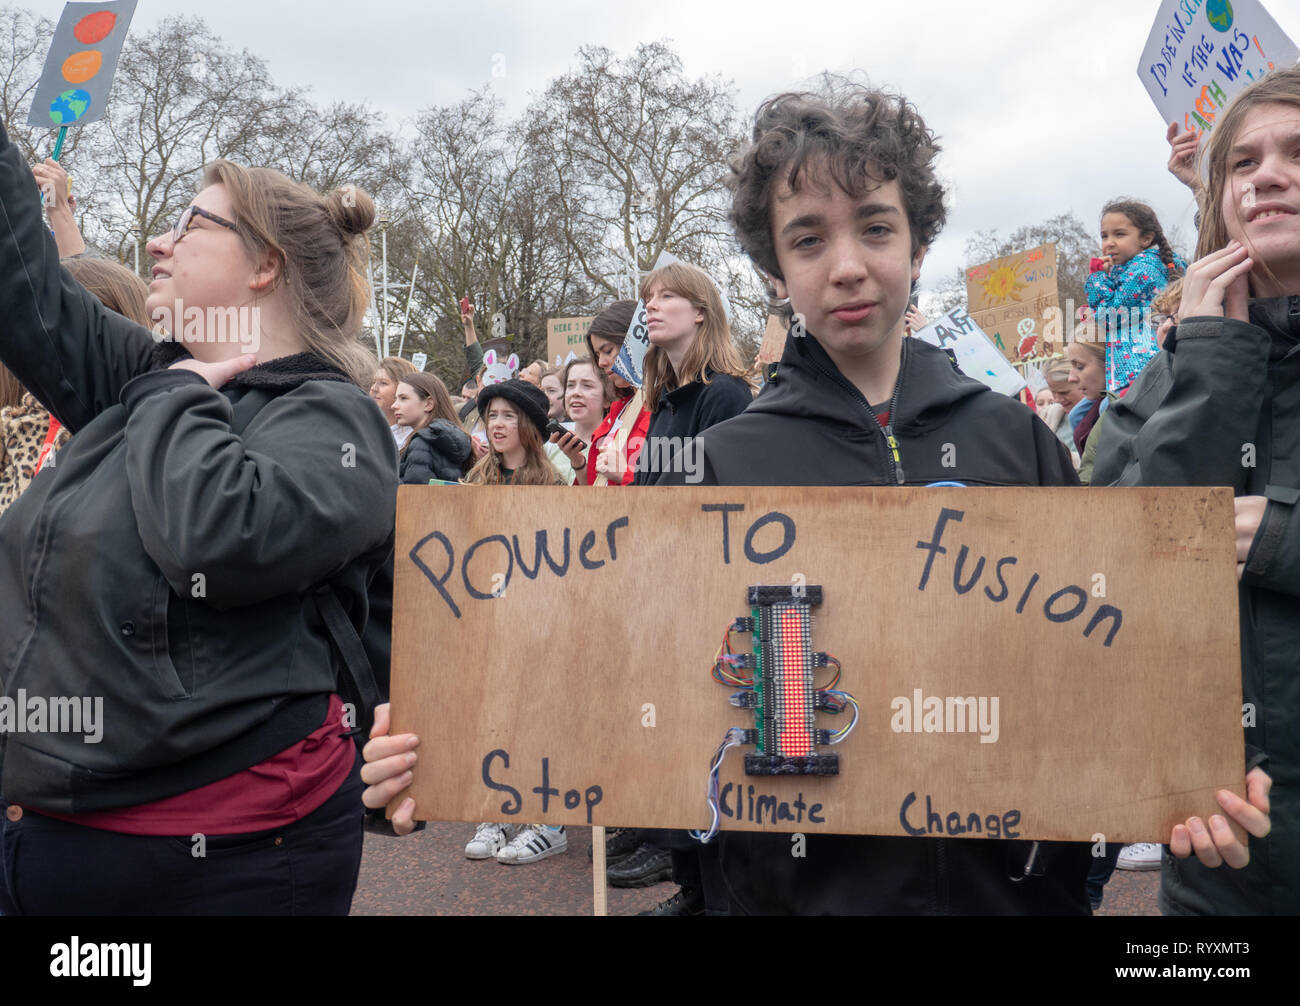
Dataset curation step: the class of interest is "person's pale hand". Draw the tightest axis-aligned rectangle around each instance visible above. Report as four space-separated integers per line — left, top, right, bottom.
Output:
1167 121 1202 193
903 306 928 332
1180 242 1252 322
168 354 257 388
460 302 475 328
32 158 74 214
1169 767 1270 868
471 435 489 459
360 702 420 836
1235 495 1267 580
594 440 624 483
550 430 586 468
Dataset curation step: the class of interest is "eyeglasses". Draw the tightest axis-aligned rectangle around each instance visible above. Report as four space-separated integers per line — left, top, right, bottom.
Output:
172 204 239 243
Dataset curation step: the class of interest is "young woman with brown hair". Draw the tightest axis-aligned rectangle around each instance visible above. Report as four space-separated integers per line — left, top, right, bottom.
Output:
632 262 754 486
0 119 396 915
393 372 472 484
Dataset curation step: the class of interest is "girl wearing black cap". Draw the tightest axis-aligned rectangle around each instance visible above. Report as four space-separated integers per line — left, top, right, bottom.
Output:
463 378 567 487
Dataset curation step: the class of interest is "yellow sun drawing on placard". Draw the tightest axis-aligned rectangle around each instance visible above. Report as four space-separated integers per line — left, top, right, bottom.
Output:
980 262 1028 304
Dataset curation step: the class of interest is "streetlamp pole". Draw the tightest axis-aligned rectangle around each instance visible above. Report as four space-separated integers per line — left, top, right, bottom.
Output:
379 208 391 358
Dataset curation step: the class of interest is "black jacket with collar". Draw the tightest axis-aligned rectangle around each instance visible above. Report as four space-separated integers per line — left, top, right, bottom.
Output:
399 420 473 485
663 327 1088 915
0 121 397 813
632 370 754 485
1093 299 1300 915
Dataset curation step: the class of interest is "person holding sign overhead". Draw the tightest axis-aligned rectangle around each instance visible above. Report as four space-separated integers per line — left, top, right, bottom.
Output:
0 114 396 915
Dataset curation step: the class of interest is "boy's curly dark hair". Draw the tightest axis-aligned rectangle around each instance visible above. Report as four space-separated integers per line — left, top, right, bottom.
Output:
728 83 946 280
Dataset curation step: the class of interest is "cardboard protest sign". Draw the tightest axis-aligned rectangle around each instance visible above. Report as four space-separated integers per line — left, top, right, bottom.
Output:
912 307 1027 397
1139 0 1297 144
965 244 1060 363
389 487 1243 844
545 316 594 368
28 1 137 129
756 314 788 366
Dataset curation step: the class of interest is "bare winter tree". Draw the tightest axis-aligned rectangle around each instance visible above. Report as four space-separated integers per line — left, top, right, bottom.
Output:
521 42 754 307
73 16 299 274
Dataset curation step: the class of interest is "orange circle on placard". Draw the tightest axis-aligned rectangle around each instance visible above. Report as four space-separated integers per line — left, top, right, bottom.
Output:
62 50 103 84
74 11 117 44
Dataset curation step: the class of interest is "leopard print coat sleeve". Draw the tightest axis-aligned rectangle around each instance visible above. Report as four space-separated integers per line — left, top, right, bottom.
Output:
0 393 71 515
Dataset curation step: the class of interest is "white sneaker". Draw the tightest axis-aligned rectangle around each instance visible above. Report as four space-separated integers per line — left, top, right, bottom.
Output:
497 824 567 864
465 822 515 859
1116 842 1163 871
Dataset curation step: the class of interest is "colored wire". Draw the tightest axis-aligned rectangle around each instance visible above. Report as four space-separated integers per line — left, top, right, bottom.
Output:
690 727 747 844
711 624 753 687
825 690 860 743
818 653 842 691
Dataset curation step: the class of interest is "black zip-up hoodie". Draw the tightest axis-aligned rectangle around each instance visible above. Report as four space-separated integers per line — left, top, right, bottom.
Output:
668 326 1089 914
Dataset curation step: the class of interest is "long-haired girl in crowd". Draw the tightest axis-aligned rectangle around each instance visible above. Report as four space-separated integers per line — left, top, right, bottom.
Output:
632 262 754 486
0 117 396 915
549 356 612 481
1085 198 1185 392
1093 68 1296 915
392 372 473 485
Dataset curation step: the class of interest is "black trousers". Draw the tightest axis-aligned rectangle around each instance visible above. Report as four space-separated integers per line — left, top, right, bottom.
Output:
0 757 364 916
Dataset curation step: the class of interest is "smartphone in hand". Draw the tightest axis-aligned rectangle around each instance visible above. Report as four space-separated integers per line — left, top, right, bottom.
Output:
547 419 586 452
460 297 472 314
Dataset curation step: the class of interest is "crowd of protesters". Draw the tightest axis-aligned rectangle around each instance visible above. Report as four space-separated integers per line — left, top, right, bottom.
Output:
1 59 1297 918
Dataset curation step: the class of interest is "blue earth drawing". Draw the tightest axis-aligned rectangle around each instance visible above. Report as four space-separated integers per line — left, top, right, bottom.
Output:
1206 0 1234 33
49 89 92 124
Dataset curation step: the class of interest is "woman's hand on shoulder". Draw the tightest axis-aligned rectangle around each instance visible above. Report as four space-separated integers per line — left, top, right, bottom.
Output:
168 353 258 389
1181 242 1252 323
360 702 420 836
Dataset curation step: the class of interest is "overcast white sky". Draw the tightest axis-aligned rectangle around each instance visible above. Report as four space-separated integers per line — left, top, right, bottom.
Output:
46 0 1300 301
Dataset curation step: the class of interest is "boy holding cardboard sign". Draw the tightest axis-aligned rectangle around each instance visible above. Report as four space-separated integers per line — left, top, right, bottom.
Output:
359 82 1269 916
654 83 1262 914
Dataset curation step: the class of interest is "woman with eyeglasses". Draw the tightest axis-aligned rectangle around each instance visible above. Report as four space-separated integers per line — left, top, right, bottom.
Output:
0 119 396 915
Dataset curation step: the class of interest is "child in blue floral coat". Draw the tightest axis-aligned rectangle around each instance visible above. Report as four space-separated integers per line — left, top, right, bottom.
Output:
1085 199 1186 392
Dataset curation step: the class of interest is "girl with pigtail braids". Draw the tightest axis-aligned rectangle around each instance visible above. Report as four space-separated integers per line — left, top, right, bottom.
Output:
1085 198 1186 392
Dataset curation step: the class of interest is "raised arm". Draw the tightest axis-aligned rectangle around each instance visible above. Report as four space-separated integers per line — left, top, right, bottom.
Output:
0 122 154 431
121 370 398 609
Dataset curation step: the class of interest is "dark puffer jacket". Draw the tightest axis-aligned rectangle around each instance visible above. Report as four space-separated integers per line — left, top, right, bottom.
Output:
1093 299 1300 915
399 419 472 484
0 119 397 813
662 327 1090 915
